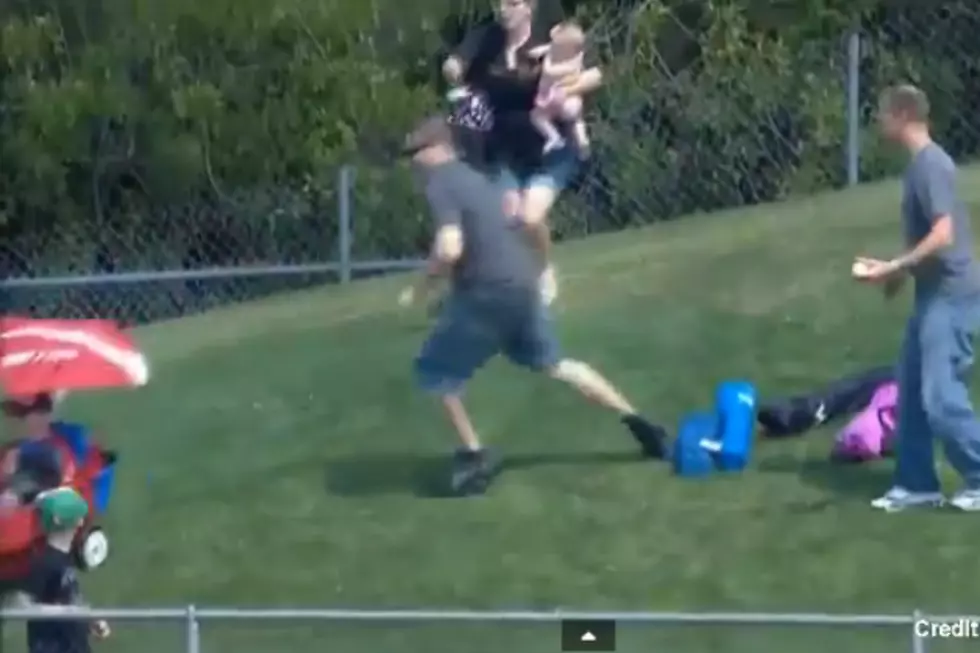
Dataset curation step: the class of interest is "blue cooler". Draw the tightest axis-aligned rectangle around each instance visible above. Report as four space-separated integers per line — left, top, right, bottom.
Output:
714 380 758 471
672 411 720 477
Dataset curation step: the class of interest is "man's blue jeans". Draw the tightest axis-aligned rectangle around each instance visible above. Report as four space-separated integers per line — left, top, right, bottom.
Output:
414 286 561 396
894 294 980 491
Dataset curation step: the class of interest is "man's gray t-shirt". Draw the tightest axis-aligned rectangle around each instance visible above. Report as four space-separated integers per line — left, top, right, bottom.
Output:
902 142 980 299
423 160 539 291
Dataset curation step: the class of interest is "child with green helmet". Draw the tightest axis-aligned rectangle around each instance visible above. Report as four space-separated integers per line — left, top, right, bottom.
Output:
7 487 110 653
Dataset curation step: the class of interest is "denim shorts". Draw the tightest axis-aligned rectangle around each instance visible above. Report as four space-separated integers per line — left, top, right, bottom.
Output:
495 143 580 193
414 286 561 395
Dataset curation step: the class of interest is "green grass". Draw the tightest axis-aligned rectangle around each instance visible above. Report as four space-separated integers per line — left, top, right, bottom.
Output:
8 169 980 652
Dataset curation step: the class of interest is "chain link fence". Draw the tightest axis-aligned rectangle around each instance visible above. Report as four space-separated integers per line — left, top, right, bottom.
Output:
855 3 980 181
0 608 970 653
2 2 980 324
3 3 980 643
567 2 851 236
0 174 347 324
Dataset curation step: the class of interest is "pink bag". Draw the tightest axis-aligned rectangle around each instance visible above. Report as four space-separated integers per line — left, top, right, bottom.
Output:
831 382 898 462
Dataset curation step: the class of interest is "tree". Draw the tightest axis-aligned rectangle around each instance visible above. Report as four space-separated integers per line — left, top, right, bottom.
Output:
3 0 979 321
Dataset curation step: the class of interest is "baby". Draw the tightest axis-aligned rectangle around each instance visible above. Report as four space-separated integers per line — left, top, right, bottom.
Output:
530 22 589 156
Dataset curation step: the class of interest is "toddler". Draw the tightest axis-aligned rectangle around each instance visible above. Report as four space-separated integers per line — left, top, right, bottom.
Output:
8 487 110 652
530 22 589 156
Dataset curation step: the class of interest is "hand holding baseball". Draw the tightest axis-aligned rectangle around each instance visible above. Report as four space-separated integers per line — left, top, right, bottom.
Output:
851 259 872 279
851 257 901 282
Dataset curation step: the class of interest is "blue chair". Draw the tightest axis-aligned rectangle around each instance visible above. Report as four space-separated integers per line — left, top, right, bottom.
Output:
672 411 720 478
713 381 758 472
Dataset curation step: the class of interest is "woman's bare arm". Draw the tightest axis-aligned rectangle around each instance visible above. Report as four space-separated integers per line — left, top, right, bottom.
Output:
442 57 465 84
557 66 603 96
443 23 493 85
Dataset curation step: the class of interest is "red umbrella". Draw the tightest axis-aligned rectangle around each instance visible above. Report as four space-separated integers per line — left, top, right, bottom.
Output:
0 317 150 396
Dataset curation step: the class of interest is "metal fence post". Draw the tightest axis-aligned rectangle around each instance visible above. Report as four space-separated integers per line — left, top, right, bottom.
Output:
337 165 354 284
845 26 861 186
186 604 201 653
911 609 926 653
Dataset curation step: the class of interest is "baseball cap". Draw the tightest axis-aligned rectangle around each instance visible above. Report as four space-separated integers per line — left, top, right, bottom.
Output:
36 487 89 533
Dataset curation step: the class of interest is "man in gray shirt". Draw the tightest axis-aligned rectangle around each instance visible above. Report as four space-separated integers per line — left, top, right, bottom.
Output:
854 85 980 511
400 116 667 495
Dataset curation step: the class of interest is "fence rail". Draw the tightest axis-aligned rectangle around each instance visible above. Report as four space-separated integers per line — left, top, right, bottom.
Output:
4 4 980 327
0 11 977 653
0 607 970 652
2 19 977 325
0 25 935 320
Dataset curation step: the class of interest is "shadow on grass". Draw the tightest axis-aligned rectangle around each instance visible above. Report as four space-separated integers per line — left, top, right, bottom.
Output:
323 451 646 498
757 453 892 500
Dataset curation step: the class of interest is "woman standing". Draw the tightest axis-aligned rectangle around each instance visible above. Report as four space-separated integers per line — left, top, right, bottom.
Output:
442 0 602 298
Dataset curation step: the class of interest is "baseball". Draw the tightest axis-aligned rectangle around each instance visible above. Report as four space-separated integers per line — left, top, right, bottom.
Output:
851 261 871 278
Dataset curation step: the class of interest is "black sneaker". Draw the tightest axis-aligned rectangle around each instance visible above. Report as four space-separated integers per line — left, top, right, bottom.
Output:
622 415 669 459
450 448 501 496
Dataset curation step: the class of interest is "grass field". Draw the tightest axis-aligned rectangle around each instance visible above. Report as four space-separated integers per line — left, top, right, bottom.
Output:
7 169 980 652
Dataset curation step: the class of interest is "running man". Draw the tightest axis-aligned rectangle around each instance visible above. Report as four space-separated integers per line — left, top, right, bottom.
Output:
853 84 980 511
400 116 668 495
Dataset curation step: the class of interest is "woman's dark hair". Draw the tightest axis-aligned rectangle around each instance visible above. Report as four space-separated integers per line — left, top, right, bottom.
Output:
536 0 568 29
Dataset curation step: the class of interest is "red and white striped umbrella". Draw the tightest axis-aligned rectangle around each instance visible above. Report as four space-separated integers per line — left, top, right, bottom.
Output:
0 317 149 396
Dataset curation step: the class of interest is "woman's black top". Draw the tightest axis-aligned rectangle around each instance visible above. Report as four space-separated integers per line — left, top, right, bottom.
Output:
453 21 558 175
21 544 91 653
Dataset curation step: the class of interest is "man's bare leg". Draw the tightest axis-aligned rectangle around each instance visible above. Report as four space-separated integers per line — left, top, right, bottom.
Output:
439 394 501 494
548 358 668 458
441 394 482 451
549 359 634 413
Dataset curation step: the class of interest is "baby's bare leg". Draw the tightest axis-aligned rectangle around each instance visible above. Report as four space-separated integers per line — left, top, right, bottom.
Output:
530 107 565 152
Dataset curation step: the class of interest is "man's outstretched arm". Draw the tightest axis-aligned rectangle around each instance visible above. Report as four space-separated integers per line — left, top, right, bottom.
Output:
399 225 463 306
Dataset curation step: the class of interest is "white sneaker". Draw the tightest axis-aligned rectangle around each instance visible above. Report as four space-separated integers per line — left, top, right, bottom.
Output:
870 487 945 512
949 489 980 511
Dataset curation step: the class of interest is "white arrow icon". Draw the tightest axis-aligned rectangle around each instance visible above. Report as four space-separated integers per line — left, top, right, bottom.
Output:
581 631 596 642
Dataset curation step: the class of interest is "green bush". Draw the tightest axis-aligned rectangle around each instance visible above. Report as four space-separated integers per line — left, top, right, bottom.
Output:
2 0 979 321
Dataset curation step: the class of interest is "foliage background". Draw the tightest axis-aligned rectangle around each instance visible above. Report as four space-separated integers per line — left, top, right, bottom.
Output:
2 0 979 320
